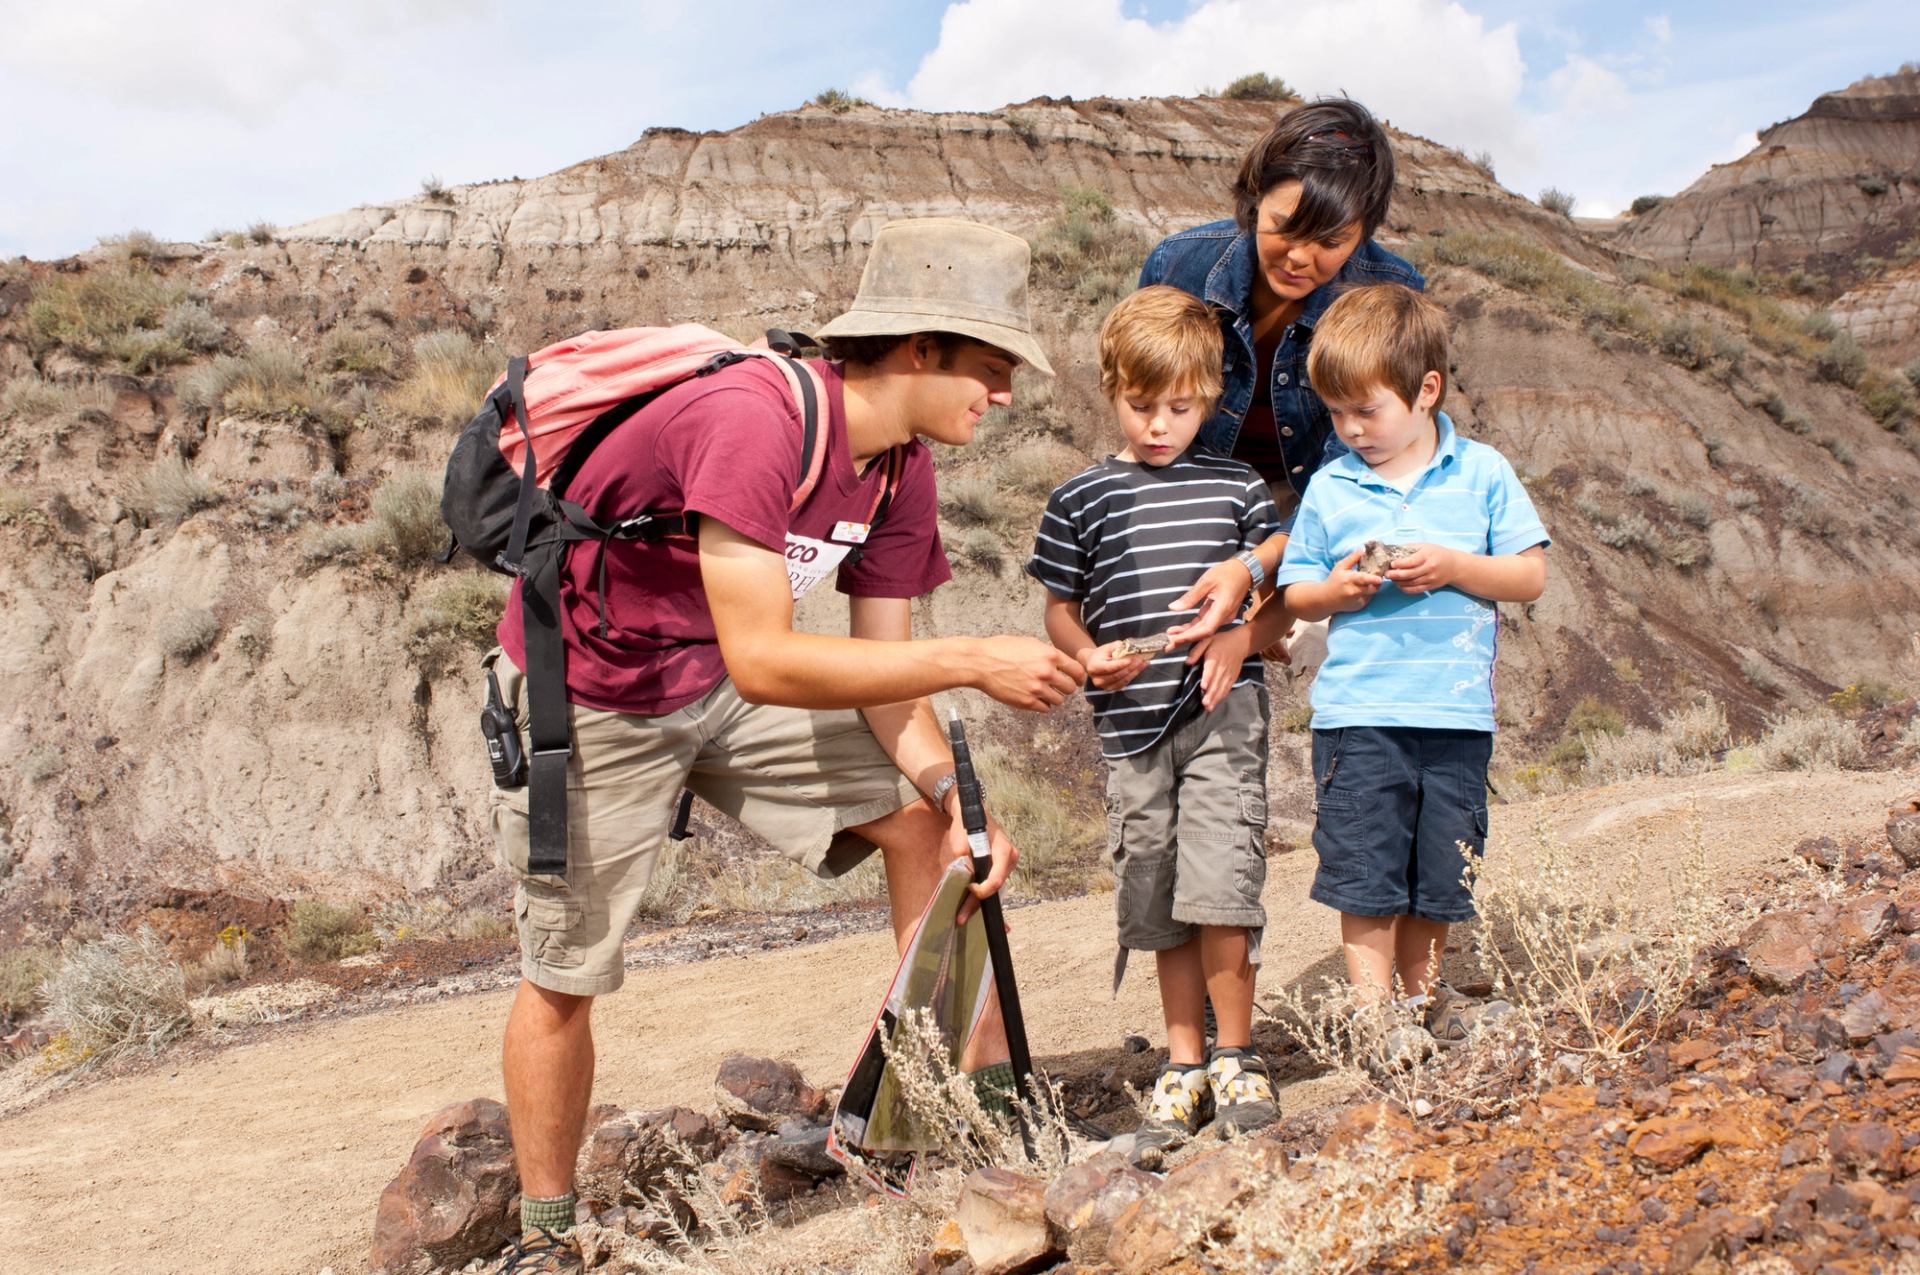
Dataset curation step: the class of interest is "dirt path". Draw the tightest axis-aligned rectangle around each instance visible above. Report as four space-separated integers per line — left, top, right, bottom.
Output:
1 769 1906 1275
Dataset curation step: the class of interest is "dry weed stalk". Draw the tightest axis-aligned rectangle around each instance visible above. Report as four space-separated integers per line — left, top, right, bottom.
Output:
1202 1125 1451 1274
1471 807 1726 1062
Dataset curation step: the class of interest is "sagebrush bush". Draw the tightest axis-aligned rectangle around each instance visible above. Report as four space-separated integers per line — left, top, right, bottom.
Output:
42 930 192 1061
24 266 189 358
1581 699 1727 782
1410 231 1658 343
1 945 58 1016
1629 194 1666 215
319 326 396 378
1029 186 1152 307
1755 710 1865 771
942 477 998 524
1221 72 1291 101
956 527 1004 573
1538 186 1576 217
408 572 509 670
811 88 872 112
162 300 226 352
127 455 217 522
107 329 192 373
386 330 496 423
363 468 446 562
283 900 377 961
1815 331 1868 386
156 608 220 659
0 376 112 421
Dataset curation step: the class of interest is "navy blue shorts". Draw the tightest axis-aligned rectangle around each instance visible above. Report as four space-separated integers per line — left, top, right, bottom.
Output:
1308 726 1492 923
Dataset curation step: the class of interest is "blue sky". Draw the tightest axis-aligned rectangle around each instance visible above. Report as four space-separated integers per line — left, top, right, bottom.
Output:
1 0 1915 260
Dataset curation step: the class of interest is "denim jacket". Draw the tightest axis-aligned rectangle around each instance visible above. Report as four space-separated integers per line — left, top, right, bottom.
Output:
1138 220 1424 528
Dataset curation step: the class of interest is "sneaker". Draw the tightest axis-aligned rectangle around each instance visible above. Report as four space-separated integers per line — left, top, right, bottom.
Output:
496 1227 583 1275
1128 1062 1212 1169
1424 981 1514 1049
1206 1047 1278 1139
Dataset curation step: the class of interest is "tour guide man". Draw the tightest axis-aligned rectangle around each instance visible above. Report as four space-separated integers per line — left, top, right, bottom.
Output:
483 219 1087 1272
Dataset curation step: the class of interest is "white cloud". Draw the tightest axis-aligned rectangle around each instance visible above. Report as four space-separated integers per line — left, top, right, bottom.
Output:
1645 14 1672 44
884 0 1530 165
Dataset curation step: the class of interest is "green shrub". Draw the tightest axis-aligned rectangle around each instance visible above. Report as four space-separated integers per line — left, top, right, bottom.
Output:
320 326 396 378
127 455 216 522
1221 73 1291 101
1629 194 1666 215
0 945 57 1017
364 468 446 562
283 900 377 961
107 329 191 374
1815 331 1868 386
1538 187 1576 217
386 330 496 423
1657 318 1714 368
1828 680 1897 715
1030 186 1152 307
811 88 872 113
1566 697 1625 737
156 608 220 659
1409 231 1657 342
1860 369 1913 426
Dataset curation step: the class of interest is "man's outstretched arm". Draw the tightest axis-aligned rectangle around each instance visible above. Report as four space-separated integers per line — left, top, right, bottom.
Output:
699 517 1085 711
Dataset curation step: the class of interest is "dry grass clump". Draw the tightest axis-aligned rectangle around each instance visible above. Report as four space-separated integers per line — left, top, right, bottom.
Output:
366 468 447 560
942 477 998 525
1754 709 1866 771
24 263 189 359
973 743 1106 896
1412 232 1658 344
1580 698 1727 783
1537 187 1576 217
994 439 1083 497
1029 187 1152 308
386 330 497 423
185 341 334 421
41 930 193 1064
127 455 218 523
955 527 1005 574
319 325 397 378
407 571 509 671
1201 1125 1448 1274
156 607 220 659
283 900 377 962
1 945 58 1017
811 88 873 113
187 927 251 992
0 376 113 422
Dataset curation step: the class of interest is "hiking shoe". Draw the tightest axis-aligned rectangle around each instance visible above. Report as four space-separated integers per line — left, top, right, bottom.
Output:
1206 1047 1278 1139
1425 981 1514 1049
1128 1062 1212 1169
496 1227 582 1275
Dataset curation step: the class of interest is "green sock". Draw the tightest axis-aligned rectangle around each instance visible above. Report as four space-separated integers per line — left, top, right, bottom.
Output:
971 1061 1020 1121
521 1191 577 1236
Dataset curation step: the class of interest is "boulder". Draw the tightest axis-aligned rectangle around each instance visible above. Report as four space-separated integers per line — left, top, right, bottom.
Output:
1739 913 1822 991
713 1054 828 1131
956 1167 1058 1275
1107 1139 1289 1275
369 1098 519 1274
1043 1151 1158 1263
577 1105 730 1211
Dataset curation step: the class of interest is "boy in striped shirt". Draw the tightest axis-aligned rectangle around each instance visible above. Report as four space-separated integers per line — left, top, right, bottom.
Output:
1026 286 1283 1163
1270 284 1548 1014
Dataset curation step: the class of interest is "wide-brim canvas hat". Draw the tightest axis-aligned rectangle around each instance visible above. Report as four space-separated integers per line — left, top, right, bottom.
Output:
817 217 1056 377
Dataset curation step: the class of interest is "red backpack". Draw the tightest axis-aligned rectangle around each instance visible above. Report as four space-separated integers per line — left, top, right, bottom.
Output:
441 324 905 875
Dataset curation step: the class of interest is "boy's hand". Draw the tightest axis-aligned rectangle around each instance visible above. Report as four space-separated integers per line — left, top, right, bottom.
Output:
1192 623 1253 710
1324 546 1386 612
1163 556 1254 648
1082 643 1153 692
1384 544 1463 594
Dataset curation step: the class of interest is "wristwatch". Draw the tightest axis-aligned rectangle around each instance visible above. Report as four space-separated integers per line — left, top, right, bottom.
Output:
1235 548 1267 590
928 771 959 809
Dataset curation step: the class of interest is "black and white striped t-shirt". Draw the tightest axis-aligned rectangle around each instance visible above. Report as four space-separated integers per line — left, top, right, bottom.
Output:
1025 449 1280 758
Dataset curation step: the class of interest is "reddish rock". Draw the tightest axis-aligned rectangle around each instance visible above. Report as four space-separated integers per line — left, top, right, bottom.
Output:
1670 1038 1720 1071
713 1054 828 1131
1740 914 1822 992
1888 794 1920 867
955 1166 1059 1275
1795 835 1845 870
637 1105 730 1159
369 1098 520 1275
1320 1100 1417 1157
1830 1121 1902 1177
577 1105 729 1212
1628 1117 1715 1173
1107 1140 1289 1275
1837 894 1897 950
709 1133 817 1207
577 1115 643 1210
1839 989 1893 1043
1043 1151 1159 1263
1884 1046 1920 1083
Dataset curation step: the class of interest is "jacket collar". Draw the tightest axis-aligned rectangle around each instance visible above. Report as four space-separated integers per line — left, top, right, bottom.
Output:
1206 233 1404 332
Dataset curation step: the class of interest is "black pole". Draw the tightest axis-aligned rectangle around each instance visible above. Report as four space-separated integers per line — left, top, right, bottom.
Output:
947 711 1036 1153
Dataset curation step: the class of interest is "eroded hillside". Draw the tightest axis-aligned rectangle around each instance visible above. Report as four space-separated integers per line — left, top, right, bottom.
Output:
0 92 1917 948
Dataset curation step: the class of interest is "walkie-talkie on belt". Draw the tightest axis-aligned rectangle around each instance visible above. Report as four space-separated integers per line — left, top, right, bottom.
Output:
481 668 528 790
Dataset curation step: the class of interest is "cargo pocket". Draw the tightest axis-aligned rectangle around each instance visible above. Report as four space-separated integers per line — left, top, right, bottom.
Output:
515 889 584 968
1311 788 1365 885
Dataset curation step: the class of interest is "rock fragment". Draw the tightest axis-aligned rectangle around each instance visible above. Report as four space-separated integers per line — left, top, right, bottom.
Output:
713 1053 828 1131
1739 913 1822 991
1043 1151 1158 1264
955 1166 1059 1275
1887 793 1920 867
369 1098 519 1275
1627 1116 1714 1173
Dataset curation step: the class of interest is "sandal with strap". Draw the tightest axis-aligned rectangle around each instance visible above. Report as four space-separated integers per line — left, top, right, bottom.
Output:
496 1227 583 1275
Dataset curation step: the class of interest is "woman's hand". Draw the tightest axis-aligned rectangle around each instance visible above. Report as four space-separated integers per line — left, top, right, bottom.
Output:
1163 555 1254 649
1081 643 1153 692
1383 544 1462 594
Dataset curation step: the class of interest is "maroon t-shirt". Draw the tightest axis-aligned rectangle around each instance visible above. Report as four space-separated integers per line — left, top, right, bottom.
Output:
497 357 950 715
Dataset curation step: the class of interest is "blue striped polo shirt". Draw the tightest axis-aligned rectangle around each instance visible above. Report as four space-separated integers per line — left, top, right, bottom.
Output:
1274 412 1549 732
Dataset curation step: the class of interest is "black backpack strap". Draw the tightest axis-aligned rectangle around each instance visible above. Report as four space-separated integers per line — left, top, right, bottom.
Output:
499 356 537 576
519 534 571 876
764 329 819 356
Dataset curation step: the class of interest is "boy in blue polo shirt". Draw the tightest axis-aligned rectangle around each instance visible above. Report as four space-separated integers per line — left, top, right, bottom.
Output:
1264 283 1548 1008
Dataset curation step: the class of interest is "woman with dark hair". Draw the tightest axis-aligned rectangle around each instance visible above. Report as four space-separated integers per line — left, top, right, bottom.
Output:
1142 96 1424 642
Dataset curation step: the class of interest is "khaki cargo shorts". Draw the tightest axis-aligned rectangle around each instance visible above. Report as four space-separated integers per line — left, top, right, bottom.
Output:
1105 683 1269 987
485 651 919 996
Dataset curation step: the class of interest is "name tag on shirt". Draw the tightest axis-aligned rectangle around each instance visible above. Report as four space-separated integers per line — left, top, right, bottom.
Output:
831 521 871 544
785 533 853 599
